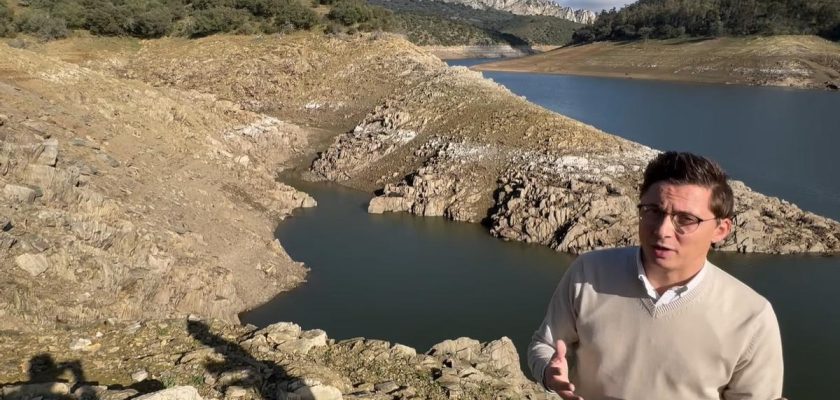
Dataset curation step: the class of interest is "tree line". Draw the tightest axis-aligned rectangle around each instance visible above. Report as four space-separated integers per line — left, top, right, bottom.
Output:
572 0 840 43
0 0 393 40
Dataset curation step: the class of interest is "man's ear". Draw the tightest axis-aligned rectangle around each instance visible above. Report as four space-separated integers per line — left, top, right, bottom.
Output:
712 218 733 243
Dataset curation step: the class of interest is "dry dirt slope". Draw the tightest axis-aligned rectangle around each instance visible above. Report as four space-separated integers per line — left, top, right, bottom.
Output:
0 40 320 329
475 35 840 89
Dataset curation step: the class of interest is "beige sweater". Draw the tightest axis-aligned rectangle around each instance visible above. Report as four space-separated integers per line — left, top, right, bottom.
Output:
528 247 784 399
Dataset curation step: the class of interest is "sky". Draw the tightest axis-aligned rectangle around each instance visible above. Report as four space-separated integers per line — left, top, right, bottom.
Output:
558 0 632 12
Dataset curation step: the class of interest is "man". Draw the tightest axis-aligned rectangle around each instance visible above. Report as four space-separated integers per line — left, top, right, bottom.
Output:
528 151 784 399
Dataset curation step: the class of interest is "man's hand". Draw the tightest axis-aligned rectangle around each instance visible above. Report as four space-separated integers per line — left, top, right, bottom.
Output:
543 340 583 400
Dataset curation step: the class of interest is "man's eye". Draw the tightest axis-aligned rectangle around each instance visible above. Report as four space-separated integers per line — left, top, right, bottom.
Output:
641 207 662 217
674 213 700 226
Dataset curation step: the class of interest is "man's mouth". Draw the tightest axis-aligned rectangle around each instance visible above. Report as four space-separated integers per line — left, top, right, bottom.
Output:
652 244 675 257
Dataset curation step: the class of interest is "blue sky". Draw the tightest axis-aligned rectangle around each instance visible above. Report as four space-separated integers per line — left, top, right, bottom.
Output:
558 0 632 12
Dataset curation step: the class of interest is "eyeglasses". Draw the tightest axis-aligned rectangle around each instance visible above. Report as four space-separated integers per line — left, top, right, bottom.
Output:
636 204 718 235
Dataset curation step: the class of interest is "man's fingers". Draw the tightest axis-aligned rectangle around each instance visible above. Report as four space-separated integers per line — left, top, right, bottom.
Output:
553 339 567 360
557 391 584 400
547 379 574 392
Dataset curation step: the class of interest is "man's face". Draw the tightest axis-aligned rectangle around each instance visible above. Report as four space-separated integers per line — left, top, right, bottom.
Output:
638 182 732 273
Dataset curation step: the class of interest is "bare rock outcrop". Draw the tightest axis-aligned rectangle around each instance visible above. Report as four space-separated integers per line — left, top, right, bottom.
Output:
1 319 554 400
436 0 596 23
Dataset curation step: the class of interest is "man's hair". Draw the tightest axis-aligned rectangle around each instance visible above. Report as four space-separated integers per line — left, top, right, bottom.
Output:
640 151 735 219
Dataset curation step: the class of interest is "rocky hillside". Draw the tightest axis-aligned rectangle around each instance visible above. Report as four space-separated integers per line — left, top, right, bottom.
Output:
0 38 318 330
434 0 595 23
475 35 840 89
36 32 840 258
0 317 552 400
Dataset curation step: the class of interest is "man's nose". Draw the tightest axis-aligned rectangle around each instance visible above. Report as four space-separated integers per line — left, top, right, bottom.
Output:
652 213 677 237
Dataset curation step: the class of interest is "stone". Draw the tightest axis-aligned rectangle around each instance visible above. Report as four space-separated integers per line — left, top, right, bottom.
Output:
280 382 343 400
69 338 92 350
131 369 149 382
225 386 247 398
3 184 38 203
1 382 70 398
428 337 481 361
97 152 121 167
14 253 50 276
35 138 59 166
179 347 225 364
133 386 203 400
391 343 417 358
0 216 12 231
373 382 399 394
235 155 250 167
71 137 101 149
0 232 16 250
262 321 302 344
27 235 49 252
22 120 53 138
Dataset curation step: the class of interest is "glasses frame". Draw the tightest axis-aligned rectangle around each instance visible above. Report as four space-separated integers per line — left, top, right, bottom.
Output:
636 203 719 235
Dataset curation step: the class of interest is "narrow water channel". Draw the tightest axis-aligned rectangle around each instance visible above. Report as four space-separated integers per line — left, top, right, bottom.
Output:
242 62 840 398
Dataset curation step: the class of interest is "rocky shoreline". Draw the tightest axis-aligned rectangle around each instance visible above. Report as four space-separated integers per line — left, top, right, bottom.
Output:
0 317 553 400
421 45 558 60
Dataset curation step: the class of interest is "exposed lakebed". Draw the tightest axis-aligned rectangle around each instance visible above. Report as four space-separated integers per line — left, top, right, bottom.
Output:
242 63 840 398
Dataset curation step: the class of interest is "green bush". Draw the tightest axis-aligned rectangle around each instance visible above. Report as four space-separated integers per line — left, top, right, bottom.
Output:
16 9 70 40
327 0 390 31
127 7 176 37
185 6 250 37
0 1 16 37
81 0 129 35
274 0 319 31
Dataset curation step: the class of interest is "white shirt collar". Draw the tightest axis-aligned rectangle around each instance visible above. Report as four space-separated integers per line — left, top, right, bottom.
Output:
636 248 707 306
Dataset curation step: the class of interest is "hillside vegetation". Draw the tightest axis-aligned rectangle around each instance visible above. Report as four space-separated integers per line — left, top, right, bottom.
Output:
574 0 840 42
370 0 582 45
0 0 392 40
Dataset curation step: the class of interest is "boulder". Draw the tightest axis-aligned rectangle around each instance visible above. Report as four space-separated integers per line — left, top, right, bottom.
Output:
134 386 203 400
261 322 302 344
428 337 481 361
279 381 343 400
3 184 38 203
1 382 70 399
35 138 59 166
14 253 50 276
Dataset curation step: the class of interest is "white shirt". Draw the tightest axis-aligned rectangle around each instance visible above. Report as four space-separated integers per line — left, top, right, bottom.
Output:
636 250 706 307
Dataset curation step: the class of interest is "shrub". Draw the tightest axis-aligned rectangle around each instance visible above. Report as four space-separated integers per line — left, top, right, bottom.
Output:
273 0 319 31
328 0 390 31
571 28 595 44
15 9 70 40
82 0 129 35
127 7 176 37
185 6 250 37
0 1 15 37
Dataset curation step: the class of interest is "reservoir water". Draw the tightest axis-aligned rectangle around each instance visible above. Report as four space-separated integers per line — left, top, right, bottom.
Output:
242 61 840 398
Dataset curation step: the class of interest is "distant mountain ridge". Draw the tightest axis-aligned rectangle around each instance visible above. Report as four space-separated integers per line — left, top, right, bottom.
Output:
434 0 596 23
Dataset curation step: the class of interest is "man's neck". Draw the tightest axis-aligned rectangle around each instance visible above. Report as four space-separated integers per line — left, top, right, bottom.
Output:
642 256 706 295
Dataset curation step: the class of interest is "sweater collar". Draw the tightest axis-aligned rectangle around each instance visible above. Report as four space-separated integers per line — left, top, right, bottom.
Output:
635 248 708 305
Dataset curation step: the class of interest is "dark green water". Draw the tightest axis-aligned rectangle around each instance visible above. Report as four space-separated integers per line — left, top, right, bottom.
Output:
242 64 840 398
